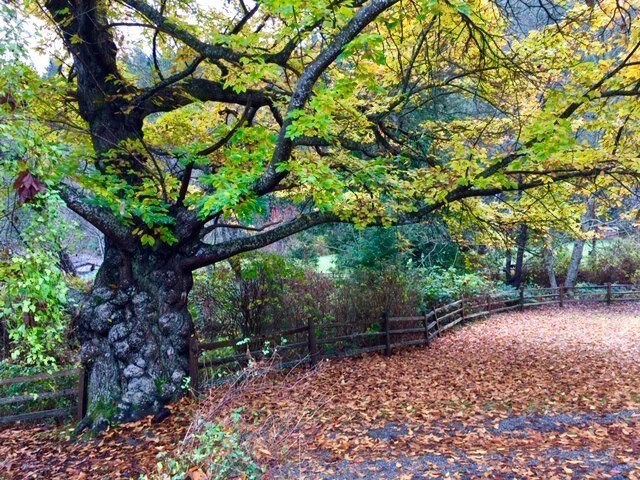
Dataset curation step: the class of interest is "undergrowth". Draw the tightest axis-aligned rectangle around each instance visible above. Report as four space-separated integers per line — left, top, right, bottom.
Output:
143 354 326 480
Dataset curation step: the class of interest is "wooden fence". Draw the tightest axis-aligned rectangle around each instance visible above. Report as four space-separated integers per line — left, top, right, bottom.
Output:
0 367 86 425
2 283 639 425
190 283 640 391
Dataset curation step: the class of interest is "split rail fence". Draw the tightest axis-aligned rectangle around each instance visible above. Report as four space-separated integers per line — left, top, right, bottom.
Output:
190 283 640 390
1 283 639 425
0 367 86 425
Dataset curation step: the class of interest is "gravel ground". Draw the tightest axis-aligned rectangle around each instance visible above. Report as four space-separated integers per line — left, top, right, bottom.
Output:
275 410 640 479
276 446 634 479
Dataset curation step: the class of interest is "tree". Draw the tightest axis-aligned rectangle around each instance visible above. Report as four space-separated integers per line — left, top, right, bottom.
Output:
542 234 558 289
565 198 597 293
4 0 640 427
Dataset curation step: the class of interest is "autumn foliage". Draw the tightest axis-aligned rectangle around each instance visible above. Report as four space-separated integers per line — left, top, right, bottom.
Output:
2 304 640 479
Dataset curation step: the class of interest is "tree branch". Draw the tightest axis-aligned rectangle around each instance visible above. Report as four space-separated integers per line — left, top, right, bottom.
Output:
229 2 260 35
252 0 400 197
141 78 275 115
119 0 244 64
180 161 630 272
58 185 137 252
133 54 206 108
175 106 254 207
200 220 282 238
182 211 339 270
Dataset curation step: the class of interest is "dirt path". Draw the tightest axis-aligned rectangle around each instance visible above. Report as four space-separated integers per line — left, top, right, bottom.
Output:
2 304 640 479
267 304 640 479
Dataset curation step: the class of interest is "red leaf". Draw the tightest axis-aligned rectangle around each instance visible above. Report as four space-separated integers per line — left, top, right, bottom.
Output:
13 171 46 204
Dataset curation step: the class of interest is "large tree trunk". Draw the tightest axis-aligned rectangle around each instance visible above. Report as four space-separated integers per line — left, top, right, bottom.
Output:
76 241 193 427
508 224 528 288
564 239 585 293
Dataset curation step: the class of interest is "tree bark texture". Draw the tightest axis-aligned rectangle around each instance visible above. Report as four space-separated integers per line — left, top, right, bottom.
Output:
505 249 513 284
76 242 193 425
507 224 528 288
564 199 596 293
564 239 585 293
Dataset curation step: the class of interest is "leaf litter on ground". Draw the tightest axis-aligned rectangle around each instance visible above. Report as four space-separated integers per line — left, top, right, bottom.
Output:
2 304 640 479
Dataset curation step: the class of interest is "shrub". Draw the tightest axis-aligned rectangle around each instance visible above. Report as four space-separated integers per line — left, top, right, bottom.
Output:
146 358 327 480
0 249 70 367
191 254 496 344
582 239 640 284
331 268 421 321
0 192 75 368
149 414 263 480
190 253 306 340
415 266 493 306
525 238 640 286
191 257 424 342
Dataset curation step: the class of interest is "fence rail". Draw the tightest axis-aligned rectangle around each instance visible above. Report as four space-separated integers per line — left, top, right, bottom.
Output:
3 283 639 425
0 367 86 425
191 283 640 391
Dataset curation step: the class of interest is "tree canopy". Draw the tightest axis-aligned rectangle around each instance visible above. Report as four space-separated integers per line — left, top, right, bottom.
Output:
2 0 639 254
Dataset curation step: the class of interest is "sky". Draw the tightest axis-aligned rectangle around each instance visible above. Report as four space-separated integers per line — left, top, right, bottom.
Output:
21 0 234 74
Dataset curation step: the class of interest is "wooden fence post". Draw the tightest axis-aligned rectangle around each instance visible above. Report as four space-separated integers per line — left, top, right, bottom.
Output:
486 295 491 317
423 312 430 347
76 367 87 422
188 335 200 395
434 308 441 337
606 282 612 305
308 317 318 366
519 286 525 312
461 295 466 324
559 286 564 308
383 312 391 356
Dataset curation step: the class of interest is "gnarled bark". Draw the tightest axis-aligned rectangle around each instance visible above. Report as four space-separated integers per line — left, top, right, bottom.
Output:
76 242 193 427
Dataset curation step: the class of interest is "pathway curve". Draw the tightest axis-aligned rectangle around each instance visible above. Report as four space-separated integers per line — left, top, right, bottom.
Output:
2 304 640 479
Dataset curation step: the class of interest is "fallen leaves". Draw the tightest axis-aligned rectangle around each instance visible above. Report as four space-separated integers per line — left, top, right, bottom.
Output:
0 397 196 479
2 304 640 478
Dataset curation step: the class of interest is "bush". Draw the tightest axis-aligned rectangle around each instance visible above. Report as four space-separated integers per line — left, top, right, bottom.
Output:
583 239 640 284
190 253 307 340
190 256 424 342
149 414 263 480
331 268 421 321
0 249 70 367
415 266 493 306
525 238 640 286
191 253 493 346
0 192 75 368
147 358 327 480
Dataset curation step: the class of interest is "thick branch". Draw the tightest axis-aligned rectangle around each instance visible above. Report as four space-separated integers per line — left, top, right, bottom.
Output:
133 54 206 109
181 161 626 272
58 185 137 252
119 0 244 64
252 0 400 196
142 78 275 115
182 211 339 270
